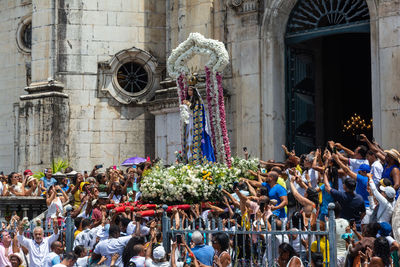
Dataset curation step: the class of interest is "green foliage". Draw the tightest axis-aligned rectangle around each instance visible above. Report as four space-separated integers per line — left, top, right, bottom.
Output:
33 172 44 180
32 158 69 180
52 158 69 173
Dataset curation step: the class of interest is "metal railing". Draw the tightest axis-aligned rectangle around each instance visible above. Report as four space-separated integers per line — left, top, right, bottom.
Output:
162 203 337 266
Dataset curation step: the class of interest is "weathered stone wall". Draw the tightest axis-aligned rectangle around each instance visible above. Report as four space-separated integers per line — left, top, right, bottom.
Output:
56 0 165 170
0 1 32 173
17 95 69 171
374 0 400 149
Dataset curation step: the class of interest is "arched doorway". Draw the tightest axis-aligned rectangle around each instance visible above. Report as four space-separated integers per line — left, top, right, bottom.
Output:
285 0 372 154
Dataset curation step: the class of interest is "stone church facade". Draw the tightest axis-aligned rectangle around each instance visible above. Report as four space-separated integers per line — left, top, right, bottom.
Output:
0 0 399 173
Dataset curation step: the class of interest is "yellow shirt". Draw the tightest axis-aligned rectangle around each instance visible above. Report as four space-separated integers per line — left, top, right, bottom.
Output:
74 230 81 238
277 177 286 189
73 189 82 208
311 236 330 263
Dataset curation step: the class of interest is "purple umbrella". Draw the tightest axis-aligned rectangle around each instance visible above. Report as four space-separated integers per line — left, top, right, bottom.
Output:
121 156 147 166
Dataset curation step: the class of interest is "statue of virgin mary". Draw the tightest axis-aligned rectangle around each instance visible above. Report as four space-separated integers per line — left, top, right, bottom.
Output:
180 77 215 165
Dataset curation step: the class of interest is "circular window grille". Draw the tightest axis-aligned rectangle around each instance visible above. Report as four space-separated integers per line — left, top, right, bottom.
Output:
22 22 32 50
116 62 149 93
16 15 32 54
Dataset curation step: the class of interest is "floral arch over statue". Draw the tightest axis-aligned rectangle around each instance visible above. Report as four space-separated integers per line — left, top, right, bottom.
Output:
167 33 232 167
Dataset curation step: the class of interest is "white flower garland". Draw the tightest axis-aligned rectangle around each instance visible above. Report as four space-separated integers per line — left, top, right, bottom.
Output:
180 104 190 125
167 32 229 78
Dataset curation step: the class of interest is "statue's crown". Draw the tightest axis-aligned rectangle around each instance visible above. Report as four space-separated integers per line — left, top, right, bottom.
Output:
188 73 198 86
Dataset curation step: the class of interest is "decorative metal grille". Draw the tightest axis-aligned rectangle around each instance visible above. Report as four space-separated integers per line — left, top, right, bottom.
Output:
117 62 149 93
22 22 32 49
287 0 370 34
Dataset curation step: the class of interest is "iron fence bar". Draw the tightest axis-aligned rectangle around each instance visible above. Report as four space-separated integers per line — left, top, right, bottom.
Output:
65 207 73 253
162 205 170 253
328 203 337 267
308 222 312 265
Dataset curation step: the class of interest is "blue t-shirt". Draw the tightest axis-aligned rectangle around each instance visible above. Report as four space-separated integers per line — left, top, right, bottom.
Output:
51 255 61 265
320 183 334 215
61 184 70 192
40 177 57 189
330 189 365 223
356 174 369 207
262 182 287 218
191 244 214 266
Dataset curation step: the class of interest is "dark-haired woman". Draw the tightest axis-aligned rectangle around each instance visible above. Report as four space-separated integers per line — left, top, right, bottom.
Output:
289 175 319 228
277 243 303 267
212 233 231 267
311 252 324 267
359 237 393 267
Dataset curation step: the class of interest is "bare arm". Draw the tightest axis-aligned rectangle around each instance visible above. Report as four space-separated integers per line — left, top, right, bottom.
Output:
332 154 357 180
46 190 56 206
335 143 355 158
271 195 288 212
391 168 400 191
23 182 38 196
241 178 263 188
360 134 385 161
171 242 178 267
259 160 285 169
323 170 332 193
312 149 325 173
221 189 240 209
245 181 258 196
289 177 314 207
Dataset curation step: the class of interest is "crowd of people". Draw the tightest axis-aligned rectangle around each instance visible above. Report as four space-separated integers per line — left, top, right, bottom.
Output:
0 133 399 267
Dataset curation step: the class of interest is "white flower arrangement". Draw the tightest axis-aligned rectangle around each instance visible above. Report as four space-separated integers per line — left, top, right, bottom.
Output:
140 158 259 204
179 104 190 124
167 32 229 78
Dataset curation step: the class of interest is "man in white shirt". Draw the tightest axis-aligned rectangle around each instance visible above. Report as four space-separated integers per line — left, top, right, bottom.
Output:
92 224 133 267
126 218 150 236
73 219 99 250
17 219 59 267
366 150 383 185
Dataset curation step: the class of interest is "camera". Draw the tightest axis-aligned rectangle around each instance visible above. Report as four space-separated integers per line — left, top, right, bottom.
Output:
232 181 239 191
95 164 103 169
176 234 183 244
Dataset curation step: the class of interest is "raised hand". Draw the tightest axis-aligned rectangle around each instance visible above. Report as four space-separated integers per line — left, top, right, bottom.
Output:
360 134 368 142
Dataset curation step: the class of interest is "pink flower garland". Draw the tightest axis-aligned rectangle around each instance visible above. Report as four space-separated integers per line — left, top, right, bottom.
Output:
177 73 186 104
216 72 232 167
182 75 188 101
205 66 217 157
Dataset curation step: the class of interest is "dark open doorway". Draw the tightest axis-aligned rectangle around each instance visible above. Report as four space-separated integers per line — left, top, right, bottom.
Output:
285 33 372 154
321 33 372 147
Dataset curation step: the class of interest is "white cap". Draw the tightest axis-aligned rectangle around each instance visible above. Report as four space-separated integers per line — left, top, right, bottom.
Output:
380 186 396 199
153 246 166 260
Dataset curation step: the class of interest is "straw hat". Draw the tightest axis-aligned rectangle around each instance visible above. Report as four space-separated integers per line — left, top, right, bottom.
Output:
26 175 36 185
384 148 400 164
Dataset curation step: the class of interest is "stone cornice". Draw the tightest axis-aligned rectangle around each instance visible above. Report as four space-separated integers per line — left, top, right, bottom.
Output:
24 80 65 94
20 91 69 100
